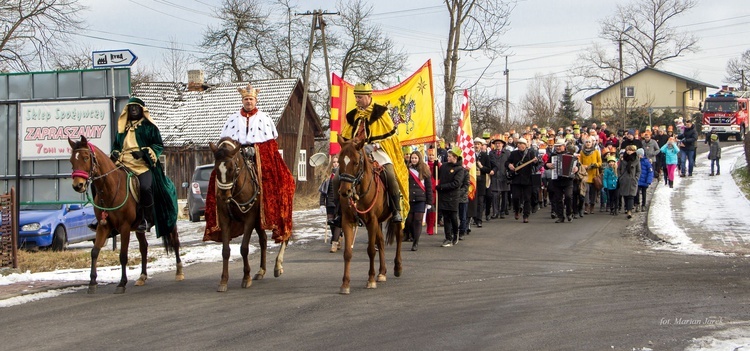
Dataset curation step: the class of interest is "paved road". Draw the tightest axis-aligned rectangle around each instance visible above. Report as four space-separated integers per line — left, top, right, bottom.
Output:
2 195 750 350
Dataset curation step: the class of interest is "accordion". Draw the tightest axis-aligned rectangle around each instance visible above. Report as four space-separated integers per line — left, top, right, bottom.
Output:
551 154 576 179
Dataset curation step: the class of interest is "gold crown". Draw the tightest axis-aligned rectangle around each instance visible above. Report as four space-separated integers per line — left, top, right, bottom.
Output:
238 84 259 99
353 82 372 95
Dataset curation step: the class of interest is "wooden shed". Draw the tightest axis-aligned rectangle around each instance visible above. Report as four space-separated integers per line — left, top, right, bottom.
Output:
132 79 325 198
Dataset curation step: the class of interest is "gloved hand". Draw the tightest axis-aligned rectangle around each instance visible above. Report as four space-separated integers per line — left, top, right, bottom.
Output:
319 205 326 215
426 205 432 211
131 150 144 160
110 151 120 162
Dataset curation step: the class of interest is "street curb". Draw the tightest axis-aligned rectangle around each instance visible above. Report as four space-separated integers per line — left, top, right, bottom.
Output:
0 281 88 302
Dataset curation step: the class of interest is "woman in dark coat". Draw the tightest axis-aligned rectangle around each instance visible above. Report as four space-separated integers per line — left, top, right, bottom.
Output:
405 151 433 251
319 156 341 252
617 145 641 219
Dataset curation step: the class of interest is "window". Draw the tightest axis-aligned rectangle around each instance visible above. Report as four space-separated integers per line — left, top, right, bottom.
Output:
624 86 635 98
298 150 307 181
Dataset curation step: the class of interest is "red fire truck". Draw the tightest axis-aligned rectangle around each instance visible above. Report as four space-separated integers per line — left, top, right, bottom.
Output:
701 86 748 141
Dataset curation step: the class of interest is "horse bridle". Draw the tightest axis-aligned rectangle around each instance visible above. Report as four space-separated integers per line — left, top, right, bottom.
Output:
338 149 366 196
71 144 130 211
215 140 259 213
339 147 380 215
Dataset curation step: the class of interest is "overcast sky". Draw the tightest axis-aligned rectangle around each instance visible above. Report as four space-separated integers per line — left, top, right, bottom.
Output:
76 0 749 114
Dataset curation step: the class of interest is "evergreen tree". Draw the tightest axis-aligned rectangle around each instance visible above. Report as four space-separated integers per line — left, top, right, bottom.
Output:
555 86 578 127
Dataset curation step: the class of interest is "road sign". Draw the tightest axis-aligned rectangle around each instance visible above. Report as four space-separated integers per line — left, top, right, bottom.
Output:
92 49 138 68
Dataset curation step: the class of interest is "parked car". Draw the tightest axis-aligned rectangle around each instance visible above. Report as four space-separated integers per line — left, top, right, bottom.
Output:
17 203 97 251
184 164 213 222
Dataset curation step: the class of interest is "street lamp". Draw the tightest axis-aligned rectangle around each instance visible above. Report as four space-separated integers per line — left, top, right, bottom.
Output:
619 25 633 131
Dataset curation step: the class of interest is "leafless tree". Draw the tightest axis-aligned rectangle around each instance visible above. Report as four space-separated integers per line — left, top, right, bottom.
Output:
726 49 750 89
331 0 407 87
469 89 506 135
572 0 698 93
130 63 158 87
440 0 513 140
51 44 92 70
198 0 268 82
0 0 86 71
520 74 562 128
160 36 190 82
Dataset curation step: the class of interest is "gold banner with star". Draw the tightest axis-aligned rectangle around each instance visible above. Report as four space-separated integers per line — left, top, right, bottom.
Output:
329 60 436 155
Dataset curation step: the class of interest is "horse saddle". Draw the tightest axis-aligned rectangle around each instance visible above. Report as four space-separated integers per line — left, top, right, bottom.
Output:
128 173 141 203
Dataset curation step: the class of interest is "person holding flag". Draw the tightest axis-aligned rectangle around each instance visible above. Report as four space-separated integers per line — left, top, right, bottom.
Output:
337 83 409 222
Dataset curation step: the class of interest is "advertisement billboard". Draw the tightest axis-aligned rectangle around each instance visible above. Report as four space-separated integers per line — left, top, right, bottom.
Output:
20 100 112 160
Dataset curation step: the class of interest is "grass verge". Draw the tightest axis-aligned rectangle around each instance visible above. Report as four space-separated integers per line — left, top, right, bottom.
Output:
17 248 146 273
732 165 750 201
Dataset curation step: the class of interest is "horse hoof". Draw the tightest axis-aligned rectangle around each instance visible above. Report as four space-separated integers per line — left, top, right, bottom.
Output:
87 284 97 294
253 273 264 281
394 268 402 278
175 273 185 281
114 286 126 294
242 279 252 289
274 268 283 278
377 274 387 282
135 275 147 286
217 284 228 292
339 287 350 295
366 281 377 289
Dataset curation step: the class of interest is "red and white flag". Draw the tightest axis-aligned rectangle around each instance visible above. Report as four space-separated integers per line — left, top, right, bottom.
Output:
456 89 476 200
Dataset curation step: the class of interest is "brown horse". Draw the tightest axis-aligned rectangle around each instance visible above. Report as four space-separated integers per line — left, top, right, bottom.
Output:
68 136 184 294
336 135 402 295
209 137 287 292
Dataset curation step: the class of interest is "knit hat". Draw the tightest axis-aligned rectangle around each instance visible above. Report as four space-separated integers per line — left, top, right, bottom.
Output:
636 148 644 157
711 134 718 141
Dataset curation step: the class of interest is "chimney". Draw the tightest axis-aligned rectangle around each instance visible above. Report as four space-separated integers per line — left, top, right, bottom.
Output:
187 70 205 92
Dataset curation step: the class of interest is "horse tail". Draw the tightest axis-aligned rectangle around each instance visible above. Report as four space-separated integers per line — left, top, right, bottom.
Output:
161 224 176 255
386 220 401 246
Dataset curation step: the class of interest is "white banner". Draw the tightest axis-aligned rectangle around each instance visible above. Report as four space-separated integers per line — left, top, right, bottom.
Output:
20 100 112 160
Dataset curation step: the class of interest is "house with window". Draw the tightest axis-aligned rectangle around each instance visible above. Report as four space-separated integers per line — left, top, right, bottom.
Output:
133 76 325 196
585 67 718 121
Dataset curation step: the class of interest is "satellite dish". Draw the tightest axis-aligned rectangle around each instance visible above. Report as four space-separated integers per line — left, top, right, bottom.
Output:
309 152 328 167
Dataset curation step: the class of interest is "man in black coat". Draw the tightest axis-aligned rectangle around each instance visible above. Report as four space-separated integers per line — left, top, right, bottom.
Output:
677 119 699 176
489 138 510 218
473 137 492 227
436 148 465 247
505 138 538 223
545 140 578 223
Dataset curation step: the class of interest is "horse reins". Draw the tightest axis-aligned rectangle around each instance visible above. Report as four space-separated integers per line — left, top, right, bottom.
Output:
339 148 382 215
215 140 259 213
71 144 132 211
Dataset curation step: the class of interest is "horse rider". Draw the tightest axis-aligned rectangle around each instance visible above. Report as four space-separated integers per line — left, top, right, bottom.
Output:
109 97 178 236
335 82 409 223
203 84 295 243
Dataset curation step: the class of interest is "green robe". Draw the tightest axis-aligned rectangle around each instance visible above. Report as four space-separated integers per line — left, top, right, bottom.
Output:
112 121 177 238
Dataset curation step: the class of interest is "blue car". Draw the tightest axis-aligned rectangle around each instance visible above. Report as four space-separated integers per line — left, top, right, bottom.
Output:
17 203 97 251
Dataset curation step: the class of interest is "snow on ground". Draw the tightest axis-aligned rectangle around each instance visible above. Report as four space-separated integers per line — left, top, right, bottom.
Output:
648 145 750 256
0 209 328 306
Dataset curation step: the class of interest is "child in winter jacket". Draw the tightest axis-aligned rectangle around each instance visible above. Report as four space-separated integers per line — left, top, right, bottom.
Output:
660 137 680 188
635 148 653 212
603 156 619 215
708 134 722 176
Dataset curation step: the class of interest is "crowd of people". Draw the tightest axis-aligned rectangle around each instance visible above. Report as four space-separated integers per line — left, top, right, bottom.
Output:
318 85 723 252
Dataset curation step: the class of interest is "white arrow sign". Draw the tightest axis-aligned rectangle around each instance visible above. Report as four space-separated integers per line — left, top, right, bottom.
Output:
92 49 138 68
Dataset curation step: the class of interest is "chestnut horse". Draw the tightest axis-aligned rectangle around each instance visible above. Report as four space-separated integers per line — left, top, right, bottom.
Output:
336 135 402 295
209 138 287 292
68 136 184 294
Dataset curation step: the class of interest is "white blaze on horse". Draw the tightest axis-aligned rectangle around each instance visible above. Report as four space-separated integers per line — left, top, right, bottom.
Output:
208 137 288 292
336 135 403 295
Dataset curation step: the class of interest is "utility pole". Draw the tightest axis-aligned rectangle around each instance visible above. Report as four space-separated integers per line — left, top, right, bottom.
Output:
618 25 633 131
504 56 509 126
292 10 338 183
742 69 746 91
